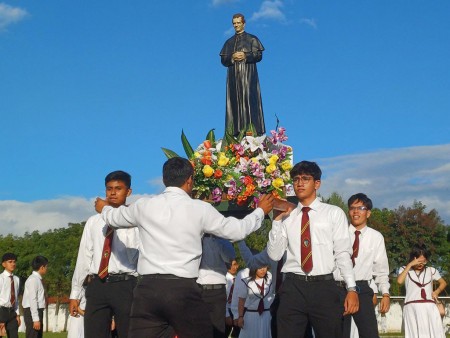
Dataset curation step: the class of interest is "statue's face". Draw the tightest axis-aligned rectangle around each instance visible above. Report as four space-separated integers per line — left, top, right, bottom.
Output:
232 17 245 34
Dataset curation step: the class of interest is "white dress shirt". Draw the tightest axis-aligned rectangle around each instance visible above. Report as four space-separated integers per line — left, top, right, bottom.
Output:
101 187 265 278
334 225 390 295
267 198 356 288
0 270 20 314
69 214 139 299
197 236 235 285
22 271 45 322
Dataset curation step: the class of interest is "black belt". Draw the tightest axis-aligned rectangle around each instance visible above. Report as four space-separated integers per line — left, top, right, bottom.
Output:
245 308 270 313
0 306 15 311
335 280 370 288
142 274 189 280
199 284 225 290
286 273 333 282
89 274 136 283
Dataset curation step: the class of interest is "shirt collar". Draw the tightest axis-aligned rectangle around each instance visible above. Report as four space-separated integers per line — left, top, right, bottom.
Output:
1 270 13 277
351 224 368 235
32 271 42 280
295 197 321 215
164 186 190 196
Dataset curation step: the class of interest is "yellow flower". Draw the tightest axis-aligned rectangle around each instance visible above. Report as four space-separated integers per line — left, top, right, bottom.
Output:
202 165 214 178
266 164 277 174
281 160 293 171
218 153 230 166
194 152 201 158
269 155 279 165
272 178 285 189
251 157 259 163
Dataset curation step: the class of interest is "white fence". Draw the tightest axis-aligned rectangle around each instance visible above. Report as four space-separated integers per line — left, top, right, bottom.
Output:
19 297 450 334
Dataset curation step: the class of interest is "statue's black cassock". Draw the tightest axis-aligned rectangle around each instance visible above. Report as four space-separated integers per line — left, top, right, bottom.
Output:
220 32 265 136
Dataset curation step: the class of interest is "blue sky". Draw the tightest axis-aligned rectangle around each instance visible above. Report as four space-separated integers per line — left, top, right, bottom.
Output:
1 0 449 234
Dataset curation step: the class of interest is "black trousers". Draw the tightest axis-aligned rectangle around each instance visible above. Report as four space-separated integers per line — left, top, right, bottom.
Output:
199 286 227 338
225 308 240 338
23 308 43 338
84 276 137 338
277 275 343 338
339 281 379 338
129 275 212 338
0 307 18 338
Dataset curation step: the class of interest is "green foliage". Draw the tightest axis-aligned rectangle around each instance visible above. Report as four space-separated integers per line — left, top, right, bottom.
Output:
181 129 194 159
161 147 180 159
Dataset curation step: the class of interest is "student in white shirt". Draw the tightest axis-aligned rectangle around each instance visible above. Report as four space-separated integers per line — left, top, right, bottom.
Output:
334 193 390 338
267 161 358 338
69 171 139 338
23 256 48 338
95 157 274 338
225 259 240 338
0 253 20 338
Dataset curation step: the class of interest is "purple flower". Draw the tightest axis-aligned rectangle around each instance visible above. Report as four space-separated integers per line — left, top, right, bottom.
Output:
212 187 223 203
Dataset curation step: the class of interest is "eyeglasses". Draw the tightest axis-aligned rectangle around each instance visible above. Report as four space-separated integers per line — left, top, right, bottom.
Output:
349 206 368 211
292 176 314 184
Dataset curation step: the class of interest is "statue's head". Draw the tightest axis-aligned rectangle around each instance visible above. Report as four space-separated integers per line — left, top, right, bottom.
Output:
232 13 245 34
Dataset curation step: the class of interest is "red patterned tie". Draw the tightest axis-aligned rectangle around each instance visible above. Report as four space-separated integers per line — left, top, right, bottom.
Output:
300 207 313 273
98 226 114 279
351 230 361 267
227 278 235 304
10 275 15 306
256 280 265 315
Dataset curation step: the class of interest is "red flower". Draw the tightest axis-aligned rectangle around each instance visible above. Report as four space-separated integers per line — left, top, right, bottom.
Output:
243 176 253 186
214 169 223 179
203 140 212 149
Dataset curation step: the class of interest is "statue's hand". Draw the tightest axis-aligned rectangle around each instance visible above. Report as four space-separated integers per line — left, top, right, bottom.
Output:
232 51 246 61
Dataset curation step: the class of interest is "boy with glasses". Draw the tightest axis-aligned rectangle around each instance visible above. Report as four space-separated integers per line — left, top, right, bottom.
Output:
267 161 358 338
334 193 390 338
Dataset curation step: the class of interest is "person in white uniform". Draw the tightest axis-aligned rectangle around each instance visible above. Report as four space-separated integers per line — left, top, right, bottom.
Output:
67 287 86 338
397 244 447 338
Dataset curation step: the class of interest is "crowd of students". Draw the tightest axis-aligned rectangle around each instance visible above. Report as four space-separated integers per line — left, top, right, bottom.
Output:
2 157 446 338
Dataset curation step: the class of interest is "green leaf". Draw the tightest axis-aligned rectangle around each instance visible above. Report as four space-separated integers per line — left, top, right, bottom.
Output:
247 123 257 136
161 147 180 159
181 129 194 159
225 130 238 147
206 129 216 144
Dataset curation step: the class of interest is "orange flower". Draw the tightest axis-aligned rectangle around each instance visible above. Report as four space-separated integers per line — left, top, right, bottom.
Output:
243 176 253 186
244 184 255 196
203 140 212 149
237 195 248 206
214 169 223 179
201 157 212 165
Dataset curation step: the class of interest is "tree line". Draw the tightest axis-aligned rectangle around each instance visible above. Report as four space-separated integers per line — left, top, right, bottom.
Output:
0 196 449 304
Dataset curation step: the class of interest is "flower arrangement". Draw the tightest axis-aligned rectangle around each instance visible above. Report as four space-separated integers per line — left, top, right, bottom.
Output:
162 126 293 208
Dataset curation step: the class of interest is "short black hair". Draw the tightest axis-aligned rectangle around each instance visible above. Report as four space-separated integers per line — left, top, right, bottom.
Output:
105 170 131 189
232 13 245 24
2 253 17 262
290 161 322 181
348 193 373 210
409 244 431 263
31 256 49 271
162 157 194 188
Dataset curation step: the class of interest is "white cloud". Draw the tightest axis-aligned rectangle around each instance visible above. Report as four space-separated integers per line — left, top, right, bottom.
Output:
317 144 450 224
300 17 317 29
251 0 286 22
0 3 28 30
211 0 239 6
0 194 152 236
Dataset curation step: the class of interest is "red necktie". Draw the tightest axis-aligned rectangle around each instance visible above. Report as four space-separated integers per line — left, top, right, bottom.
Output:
256 280 265 315
10 275 15 306
351 230 361 267
98 226 114 279
300 207 313 273
227 278 235 304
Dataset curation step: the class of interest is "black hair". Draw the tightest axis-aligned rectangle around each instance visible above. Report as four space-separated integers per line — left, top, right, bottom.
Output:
290 161 322 181
31 256 49 271
225 259 237 270
232 13 246 24
2 253 17 262
162 157 194 188
249 266 269 282
105 171 131 189
348 193 373 210
409 244 431 263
